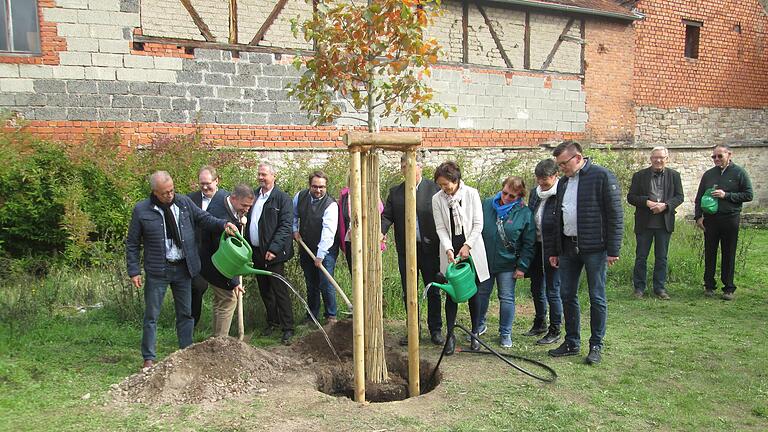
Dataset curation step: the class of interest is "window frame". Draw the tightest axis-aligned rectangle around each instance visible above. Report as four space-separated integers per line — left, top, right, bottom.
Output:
683 19 703 60
0 0 42 55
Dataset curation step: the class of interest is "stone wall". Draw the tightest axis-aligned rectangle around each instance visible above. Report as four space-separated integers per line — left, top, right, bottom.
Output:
635 107 768 147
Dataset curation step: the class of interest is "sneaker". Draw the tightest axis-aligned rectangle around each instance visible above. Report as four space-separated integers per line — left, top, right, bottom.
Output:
469 334 481 351
141 359 154 370
585 346 602 365
326 317 337 325
704 288 715 298
443 334 456 356
430 331 445 346
537 328 561 345
633 289 644 299
523 322 548 337
656 291 670 300
548 342 580 357
722 292 735 301
500 334 512 348
466 324 487 342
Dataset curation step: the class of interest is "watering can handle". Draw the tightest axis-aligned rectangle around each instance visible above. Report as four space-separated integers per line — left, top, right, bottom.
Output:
458 255 475 273
220 229 252 256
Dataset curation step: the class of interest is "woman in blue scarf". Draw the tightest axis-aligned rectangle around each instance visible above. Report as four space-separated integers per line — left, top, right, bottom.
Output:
478 176 536 348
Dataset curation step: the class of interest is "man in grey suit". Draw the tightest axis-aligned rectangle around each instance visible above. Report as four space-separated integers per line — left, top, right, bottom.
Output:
127 171 237 369
627 147 684 299
187 166 228 327
381 153 444 346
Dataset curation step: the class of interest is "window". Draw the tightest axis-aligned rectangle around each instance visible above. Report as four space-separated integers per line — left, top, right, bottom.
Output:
683 20 702 59
0 0 41 54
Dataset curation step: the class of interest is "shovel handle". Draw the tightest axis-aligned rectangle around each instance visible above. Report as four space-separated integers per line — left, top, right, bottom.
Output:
297 237 353 311
237 223 246 340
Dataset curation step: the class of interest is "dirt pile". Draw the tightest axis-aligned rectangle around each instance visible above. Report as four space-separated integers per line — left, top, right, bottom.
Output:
292 320 354 361
112 337 297 405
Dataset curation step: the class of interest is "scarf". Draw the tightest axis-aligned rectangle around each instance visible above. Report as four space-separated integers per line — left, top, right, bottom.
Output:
492 192 522 220
150 193 182 248
534 179 559 238
441 181 466 236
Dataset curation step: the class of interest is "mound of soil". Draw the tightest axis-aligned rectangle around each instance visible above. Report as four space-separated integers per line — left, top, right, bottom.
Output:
112 337 296 405
292 320 354 362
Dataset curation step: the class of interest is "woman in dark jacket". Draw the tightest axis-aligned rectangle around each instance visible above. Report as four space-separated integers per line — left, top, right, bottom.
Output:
525 159 563 345
478 176 536 348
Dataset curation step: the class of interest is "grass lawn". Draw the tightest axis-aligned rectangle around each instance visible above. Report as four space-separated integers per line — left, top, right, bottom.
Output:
1 229 767 431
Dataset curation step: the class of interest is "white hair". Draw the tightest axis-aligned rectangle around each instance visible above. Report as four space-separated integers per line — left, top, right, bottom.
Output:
650 146 668 157
149 171 172 191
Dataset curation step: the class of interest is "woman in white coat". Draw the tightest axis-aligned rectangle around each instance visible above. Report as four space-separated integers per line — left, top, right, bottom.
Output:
431 161 490 355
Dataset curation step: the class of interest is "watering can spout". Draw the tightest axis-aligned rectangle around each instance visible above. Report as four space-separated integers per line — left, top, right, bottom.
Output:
241 263 273 277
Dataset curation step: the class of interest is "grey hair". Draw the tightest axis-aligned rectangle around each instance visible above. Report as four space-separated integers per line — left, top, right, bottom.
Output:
258 160 277 175
534 159 558 178
650 146 668 157
231 183 255 200
149 171 172 191
400 152 424 166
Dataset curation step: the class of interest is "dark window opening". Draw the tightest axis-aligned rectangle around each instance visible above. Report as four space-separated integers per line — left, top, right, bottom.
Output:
683 20 702 59
733 23 741 34
0 0 41 54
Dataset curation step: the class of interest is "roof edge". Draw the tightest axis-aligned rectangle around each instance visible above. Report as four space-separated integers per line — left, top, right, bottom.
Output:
489 0 642 21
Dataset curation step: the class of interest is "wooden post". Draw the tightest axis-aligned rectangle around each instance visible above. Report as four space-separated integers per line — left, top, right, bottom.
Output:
348 143 366 403
404 148 420 397
228 0 238 45
364 150 388 383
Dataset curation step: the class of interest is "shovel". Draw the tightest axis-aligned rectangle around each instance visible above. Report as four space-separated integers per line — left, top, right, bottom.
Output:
296 237 353 314
237 217 246 341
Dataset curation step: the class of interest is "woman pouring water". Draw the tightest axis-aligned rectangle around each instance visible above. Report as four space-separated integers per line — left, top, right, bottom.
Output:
431 161 490 355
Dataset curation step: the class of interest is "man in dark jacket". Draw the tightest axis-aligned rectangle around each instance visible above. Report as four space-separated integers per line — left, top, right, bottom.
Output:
381 153 444 346
547 141 623 365
187 166 228 327
126 171 237 369
627 147 684 300
245 161 296 344
200 184 255 338
694 144 753 300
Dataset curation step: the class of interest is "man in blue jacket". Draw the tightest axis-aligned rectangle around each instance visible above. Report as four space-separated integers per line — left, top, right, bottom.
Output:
548 141 623 365
126 171 237 370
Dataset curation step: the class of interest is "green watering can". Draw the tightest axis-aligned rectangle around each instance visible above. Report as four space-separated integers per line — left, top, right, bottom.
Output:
211 231 272 278
431 257 478 303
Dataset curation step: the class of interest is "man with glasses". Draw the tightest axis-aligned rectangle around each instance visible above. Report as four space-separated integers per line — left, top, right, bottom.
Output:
627 147 684 300
127 171 238 369
548 141 623 365
293 171 339 324
694 145 753 300
187 166 228 327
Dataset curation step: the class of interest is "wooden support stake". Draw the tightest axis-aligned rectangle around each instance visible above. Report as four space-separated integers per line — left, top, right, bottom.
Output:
404 148 420 397
179 0 216 42
348 142 366 403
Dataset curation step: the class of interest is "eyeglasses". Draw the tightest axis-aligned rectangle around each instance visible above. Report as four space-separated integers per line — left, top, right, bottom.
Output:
711 154 726 160
557 154 578 167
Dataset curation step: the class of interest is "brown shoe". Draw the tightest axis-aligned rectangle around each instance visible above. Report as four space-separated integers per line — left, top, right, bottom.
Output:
142 359 153 370
326 317 337 325
704 288 715 298
722 292 735 301
633 290 644 299
656 291 670 300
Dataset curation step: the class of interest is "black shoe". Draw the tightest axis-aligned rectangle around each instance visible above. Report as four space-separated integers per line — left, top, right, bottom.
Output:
399 335 409 346
548 342 580 357
470 334 481 351
443 334 456 356
585 346 602 365
430 331 445 346
537 328 561 345
633 289 644 299
524 322 548 337
704 288 715 298
262 325 278 336
281 330 294 345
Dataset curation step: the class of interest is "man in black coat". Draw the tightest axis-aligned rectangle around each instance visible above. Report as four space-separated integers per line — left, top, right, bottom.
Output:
187 166 228 327
381 153 444 346
245 161 296 344
627 147 684 300
200 184 255 337
548 141 623 366
126 171 237 369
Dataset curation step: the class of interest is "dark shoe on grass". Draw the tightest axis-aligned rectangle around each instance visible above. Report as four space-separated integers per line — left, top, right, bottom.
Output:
443 334 456 356
548 342 580 357
704 288 715 298
537 328 561 345
656 290 670 300
585 346 602 365
281 330 294 345
430 331 445 346
633 289 644 299
722 292 735 301
524 321 548 337
469 334 481 351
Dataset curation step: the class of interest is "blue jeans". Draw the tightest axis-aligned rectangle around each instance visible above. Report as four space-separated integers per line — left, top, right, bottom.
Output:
299 251 338 319
559 241 608 349
530 242 563 328
141 263 194 361
633 228 672 294
477 272 516 337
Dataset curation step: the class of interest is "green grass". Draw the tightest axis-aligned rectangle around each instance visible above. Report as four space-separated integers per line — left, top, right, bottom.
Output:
1 228 767 431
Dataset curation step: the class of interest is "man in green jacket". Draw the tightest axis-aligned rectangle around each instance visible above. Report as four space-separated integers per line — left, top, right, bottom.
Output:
694 144 753 300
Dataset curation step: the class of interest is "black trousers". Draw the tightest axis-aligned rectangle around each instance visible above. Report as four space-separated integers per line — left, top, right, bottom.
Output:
703 214 740 293
253 248 294 331
190 274 208 327
396 244 443 334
